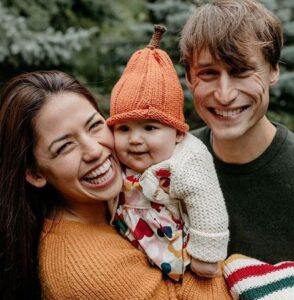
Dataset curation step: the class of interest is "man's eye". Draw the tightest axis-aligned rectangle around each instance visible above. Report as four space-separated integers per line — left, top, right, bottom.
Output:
197 69 218 80
231 68 254 77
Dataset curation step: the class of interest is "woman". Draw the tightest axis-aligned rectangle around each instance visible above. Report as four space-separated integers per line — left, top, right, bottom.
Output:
0 71 231 299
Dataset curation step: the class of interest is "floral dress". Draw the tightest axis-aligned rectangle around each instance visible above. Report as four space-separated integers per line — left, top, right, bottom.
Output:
113 168 190 281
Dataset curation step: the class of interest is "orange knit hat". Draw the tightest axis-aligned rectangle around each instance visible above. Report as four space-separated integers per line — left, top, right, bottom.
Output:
107 25 189 133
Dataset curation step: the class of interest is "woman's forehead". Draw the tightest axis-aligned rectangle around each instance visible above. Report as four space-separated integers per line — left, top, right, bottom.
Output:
34 92 99 137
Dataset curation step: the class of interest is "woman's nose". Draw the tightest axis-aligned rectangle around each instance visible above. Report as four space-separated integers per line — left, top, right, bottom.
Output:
82 137 103 162
214 73 238 105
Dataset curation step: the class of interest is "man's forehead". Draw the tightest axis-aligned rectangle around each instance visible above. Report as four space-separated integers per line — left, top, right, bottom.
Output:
192 48 262 69
193 50 216 66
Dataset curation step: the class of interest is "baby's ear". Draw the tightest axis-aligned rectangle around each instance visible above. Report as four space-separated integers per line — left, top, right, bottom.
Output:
25 168 47 188
176 131 185 143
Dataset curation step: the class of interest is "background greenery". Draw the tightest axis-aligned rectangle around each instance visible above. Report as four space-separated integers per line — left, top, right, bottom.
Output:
1 0 293 130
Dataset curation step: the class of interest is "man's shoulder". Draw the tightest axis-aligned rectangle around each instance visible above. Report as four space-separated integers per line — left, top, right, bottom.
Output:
190 126 210 145
284 125 294 140
277 123 294 148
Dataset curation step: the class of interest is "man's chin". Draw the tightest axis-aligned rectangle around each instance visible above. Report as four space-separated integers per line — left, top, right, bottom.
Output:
210 126 247 142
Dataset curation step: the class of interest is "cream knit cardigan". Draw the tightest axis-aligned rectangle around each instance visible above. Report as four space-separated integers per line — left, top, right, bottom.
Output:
140 133 229 262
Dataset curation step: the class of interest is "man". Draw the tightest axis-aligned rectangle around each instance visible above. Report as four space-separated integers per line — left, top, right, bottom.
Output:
180 0 294 263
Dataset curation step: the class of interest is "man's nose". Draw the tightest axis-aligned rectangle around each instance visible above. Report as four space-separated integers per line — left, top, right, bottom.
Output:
214 73 238 105
82 137 103 162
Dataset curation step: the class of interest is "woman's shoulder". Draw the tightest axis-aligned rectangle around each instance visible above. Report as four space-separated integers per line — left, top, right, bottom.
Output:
39 219 167 299
40 219 135 259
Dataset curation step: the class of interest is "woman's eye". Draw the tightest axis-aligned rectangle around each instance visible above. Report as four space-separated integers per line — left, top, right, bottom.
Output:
56 142 73 155
90 120 103 131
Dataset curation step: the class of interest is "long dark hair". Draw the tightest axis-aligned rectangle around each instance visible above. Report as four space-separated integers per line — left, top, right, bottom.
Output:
0 71 100 299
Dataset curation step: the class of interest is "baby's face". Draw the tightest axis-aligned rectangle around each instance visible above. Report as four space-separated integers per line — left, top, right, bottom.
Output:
113 120 183 173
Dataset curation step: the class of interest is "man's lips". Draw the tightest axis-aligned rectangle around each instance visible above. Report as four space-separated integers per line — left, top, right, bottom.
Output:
208 105 250 117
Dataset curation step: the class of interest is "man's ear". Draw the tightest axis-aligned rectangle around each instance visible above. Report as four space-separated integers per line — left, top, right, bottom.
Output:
25 168 47 188
185 71 193 91
270 65 280 86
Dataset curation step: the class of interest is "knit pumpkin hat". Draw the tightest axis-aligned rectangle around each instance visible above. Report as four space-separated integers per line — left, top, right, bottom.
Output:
107 25 189 133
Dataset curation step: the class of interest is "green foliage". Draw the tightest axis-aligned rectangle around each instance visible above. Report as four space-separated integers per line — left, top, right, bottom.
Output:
0 2 98 67
0 0 293 130
259 0 294 129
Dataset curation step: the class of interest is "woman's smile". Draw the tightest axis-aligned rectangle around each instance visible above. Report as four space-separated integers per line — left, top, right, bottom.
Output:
81 157 117 187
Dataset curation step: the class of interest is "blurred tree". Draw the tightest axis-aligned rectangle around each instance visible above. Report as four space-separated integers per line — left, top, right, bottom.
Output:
0 0 98 82
262 0 294 130
143 0 294 130
0 0 293 129
145 0 203 129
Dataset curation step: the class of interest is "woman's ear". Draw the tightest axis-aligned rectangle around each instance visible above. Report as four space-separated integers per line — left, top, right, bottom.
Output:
25 168 47 188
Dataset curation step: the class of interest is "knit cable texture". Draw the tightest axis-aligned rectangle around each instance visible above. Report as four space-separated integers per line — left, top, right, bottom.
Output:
107 25 189 133
39 219 232 300
140 133 229 263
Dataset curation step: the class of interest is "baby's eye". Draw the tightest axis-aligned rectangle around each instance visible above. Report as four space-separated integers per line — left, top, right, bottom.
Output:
115 125 129 132
144 125 158 131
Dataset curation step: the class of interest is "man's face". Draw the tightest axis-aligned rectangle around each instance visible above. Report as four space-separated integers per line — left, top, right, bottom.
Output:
186 49 279 141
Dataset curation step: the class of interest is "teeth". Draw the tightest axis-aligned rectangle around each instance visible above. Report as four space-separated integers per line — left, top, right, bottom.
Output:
215 108 242 117
84 159 111 180
86 167 113 185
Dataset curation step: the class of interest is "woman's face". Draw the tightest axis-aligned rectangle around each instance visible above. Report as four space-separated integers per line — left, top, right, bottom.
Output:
28 92 122 205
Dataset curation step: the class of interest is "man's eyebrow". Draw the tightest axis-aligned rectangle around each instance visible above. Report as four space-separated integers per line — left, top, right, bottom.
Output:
195 61 215 68
48 113 98 151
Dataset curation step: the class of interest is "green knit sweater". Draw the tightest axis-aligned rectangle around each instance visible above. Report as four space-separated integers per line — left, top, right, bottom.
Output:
192 123 294 263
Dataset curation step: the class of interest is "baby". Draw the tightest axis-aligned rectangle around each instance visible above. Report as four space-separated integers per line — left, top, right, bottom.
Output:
107 25 229 281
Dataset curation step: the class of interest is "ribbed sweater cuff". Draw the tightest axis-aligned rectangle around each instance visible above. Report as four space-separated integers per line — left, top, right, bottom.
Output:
187 228 229 262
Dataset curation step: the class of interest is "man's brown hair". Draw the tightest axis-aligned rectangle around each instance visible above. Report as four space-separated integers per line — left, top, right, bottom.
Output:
180 0 283 71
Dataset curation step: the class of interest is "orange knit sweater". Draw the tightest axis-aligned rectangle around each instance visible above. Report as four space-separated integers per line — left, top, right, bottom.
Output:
39 219 231 299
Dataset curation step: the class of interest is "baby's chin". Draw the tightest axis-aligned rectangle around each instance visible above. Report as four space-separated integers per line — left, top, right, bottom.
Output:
123 161 152 174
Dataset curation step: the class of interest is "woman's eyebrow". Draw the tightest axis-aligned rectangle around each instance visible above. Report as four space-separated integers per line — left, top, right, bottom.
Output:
48 134 71 152
85 112 97 127
48 113 98 151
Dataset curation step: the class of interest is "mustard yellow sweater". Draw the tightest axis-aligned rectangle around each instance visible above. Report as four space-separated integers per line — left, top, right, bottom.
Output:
39 219 231 300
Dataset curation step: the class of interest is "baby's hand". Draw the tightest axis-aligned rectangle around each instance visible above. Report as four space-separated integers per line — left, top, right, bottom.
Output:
190 258 221 278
